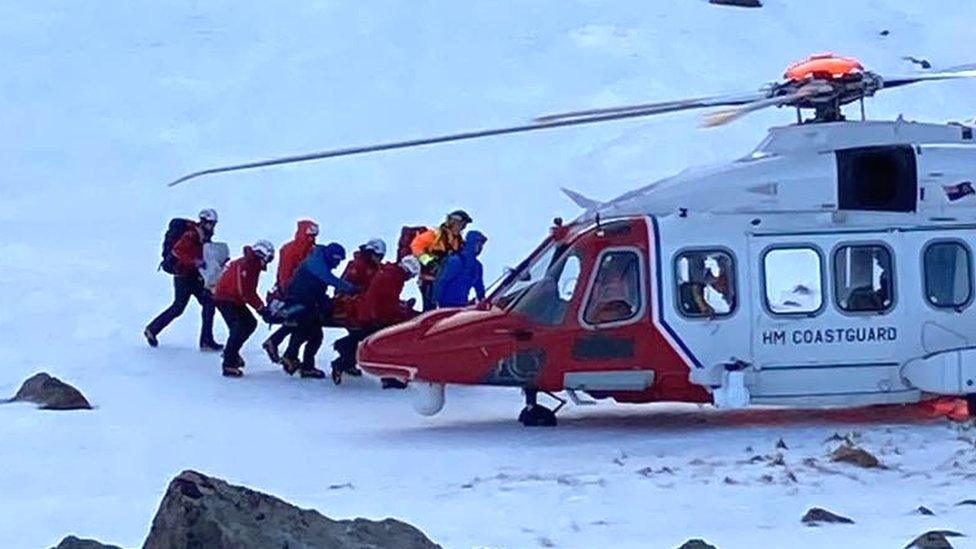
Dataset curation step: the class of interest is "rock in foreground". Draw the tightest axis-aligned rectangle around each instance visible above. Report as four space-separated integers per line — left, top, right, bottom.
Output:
709 0 762 7
144 470 440 549
51 535 121 549
676 539 718 549
904 530 965 549
7 372 91 410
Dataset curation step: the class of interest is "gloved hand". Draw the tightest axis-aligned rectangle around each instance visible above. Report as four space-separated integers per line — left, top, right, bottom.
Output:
258 307 274 324
194 259 206 269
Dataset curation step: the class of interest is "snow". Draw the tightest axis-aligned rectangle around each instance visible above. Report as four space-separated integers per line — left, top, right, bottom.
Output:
2 1 976 547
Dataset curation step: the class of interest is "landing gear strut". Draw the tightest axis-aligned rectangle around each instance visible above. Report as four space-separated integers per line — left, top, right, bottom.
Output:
518 388 563 427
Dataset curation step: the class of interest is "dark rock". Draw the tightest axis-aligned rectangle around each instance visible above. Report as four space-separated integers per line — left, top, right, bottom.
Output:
830 445 881 468
955 499 976 506
776 438 789 450
904 530 965 549
802 507 855 526
7 372 91 410
676 539 717 549
143 470 440 549
914 506 936 516
709 0 762 7
880 29 891 37
50 536 121 549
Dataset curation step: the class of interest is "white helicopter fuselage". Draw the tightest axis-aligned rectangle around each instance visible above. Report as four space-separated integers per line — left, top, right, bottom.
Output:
591 118 976 407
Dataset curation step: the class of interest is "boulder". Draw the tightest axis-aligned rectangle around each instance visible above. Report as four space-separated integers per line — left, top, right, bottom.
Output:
904 530 965 549
50 536 121 549
802 507 854 526
143 470 440 549
830 444 881 468
676 539 718 549
709 0 762 7
7 372 91 410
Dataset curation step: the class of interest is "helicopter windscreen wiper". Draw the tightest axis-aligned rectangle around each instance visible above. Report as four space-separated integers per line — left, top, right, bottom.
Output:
167 54 976 187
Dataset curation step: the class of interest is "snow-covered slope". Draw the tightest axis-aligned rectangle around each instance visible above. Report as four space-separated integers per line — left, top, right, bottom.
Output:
2 1 976 547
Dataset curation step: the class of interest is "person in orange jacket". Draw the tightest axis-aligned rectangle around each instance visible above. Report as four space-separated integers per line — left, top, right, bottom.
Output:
261 220 319 364
213 240 275 377
410 209 472 311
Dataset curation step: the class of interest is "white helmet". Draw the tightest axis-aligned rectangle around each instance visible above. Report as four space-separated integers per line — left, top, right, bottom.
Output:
198 208 218 223
253 240 275 262
363 238 387 258
399 255 421 278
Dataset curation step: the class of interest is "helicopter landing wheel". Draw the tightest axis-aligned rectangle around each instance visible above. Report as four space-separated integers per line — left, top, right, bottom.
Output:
518 388 558 427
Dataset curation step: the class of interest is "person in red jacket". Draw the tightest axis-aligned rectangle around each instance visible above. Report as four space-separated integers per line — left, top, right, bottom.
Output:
213 240 275 377
261 220 319 363
145 209 222 351
330 238 387 378
331 256 421 384
341 238 386 291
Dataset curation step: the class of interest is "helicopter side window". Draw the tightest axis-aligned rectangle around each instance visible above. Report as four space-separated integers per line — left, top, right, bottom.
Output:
836 146 917 213
923 241 972 309
675 250 736 318
834 244 894 314
583 250 644 326
763 247 823 315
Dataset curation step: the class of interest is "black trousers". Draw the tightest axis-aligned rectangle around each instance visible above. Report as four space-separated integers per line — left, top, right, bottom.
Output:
420 280 436 312
332 328 378 368
148 274 216 344
266 325 293 346
284 320 324 367
216 302 257 366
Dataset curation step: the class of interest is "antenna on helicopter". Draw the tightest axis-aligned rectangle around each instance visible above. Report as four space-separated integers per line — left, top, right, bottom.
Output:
167 54 976 187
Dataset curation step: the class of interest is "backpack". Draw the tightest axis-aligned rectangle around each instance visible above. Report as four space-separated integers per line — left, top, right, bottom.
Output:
397 226 428 261
160 218 193 274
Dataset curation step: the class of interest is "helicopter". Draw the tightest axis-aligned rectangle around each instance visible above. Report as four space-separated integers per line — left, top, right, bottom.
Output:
173 54 976 426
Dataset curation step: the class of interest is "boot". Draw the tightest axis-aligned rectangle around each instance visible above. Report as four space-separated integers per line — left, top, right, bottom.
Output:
143 327 159 348
222 365 244 378
200 339 225 352
381 378 408 390
331 357 362 377
300 361 326 379
281 356 301 376
262 339 281 364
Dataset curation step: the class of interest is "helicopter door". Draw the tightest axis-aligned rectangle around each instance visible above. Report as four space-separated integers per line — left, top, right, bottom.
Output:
504 220 657 394
749 232 910 405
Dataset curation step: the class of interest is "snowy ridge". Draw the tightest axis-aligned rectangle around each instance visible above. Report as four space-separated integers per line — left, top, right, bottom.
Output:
2 1 976 547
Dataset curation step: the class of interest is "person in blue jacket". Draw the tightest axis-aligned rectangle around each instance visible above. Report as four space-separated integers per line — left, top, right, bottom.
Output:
281 243 357 378
433 231 487 308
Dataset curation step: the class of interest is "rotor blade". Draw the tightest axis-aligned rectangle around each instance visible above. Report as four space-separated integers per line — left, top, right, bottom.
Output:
534 92 767 124
703 84 828 127
168 101 740 187
881 69 976 89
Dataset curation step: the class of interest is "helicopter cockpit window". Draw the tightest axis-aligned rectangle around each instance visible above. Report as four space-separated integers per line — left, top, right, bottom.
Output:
675 250 736 318
763 247 823 315
510 251 583 326
834 244 894 313
583 250 643 325
924 241 971 309
492 241 560 309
